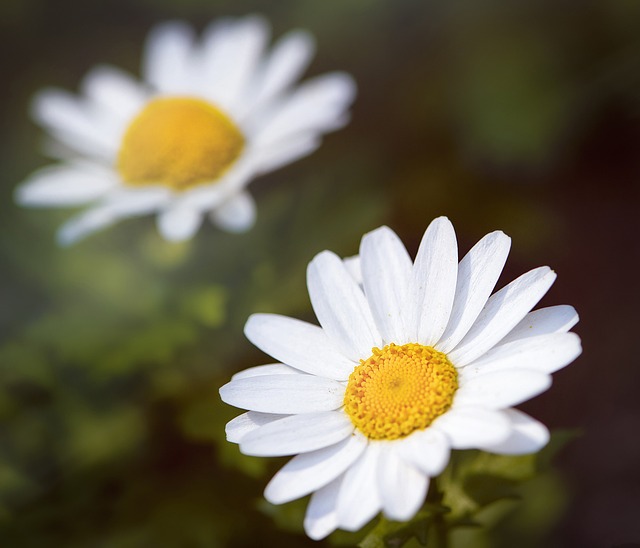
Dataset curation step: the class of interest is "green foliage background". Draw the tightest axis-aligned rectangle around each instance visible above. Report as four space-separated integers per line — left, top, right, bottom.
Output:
1 0 639 546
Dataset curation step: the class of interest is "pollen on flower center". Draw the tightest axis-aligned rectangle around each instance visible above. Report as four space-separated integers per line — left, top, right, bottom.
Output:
344 343 458 440
117 97 245 191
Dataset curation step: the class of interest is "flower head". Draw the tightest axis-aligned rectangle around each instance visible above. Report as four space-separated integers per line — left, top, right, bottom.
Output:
17 16 356 244
220 217 582 540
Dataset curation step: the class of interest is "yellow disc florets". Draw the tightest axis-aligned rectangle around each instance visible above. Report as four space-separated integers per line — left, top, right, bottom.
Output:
117 97 245 192
344 343 458 440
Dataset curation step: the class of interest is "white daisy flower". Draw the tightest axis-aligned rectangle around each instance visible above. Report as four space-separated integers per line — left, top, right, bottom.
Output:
16 16 356 244
219 217 582 540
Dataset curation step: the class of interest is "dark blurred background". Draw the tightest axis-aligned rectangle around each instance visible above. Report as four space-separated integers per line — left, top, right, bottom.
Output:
1 0 639 546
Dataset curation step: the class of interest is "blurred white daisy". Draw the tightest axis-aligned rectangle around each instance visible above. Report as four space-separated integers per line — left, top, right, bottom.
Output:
16 16 356 244
220 217 582 540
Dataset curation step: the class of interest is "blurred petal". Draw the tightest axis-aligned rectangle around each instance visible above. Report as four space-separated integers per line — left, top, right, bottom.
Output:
32 89 117 159
57 205 117 246
209 191 256 233
201 16 269 114
157 205 203 242
245 30 316 116
253 73 356 146
251 134 321 174
82 64 147 123
16 163 116 206
143 21 195 93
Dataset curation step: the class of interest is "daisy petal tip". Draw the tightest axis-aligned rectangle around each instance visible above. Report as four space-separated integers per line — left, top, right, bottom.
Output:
56 216 100 247
294 31 316 58
484 410 551 455
491 229 512 246
218 382 231 403
307 250 339 276
263 483 285 506
329 71 357 94
14 185 31 206
303 519 335 541
430 215 453 229
362 224 396 242
56 231 76 248
30 87 62 120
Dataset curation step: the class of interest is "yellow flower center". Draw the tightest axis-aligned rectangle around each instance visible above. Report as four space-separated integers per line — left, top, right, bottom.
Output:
344 343 458 440
117 97 245 191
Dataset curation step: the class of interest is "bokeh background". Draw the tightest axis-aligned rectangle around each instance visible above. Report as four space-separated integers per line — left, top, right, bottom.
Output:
1 0 639 546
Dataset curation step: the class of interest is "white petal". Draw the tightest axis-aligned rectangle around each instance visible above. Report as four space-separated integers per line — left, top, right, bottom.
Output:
157 206 203 242
432 407 510 449
231 363 301 380
239 411 354 456
109 186 172 210
410 217 458 345
16 163 116 206
245 30 316 116
265 433 366 504
459 332 582 379
455 369 552 410
57 187 172 246
253 72 356 146
360 226 413 345
480 409 550 455
251 134 321 174
244 314 356 380
378 446 429 522
219 374 345 414
57 205 118 246
436 231 511 353
32 89 117 159
448 267 557 366
343 255 362 286
200 16 269 114
143 21 195 93
304 476 342 541
307 251 381 362
336 445 382 531
396 427 451 476
499 305 579 345
225 411 286 443
209 191 256 233
172 161 251 213
82 64 147 123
